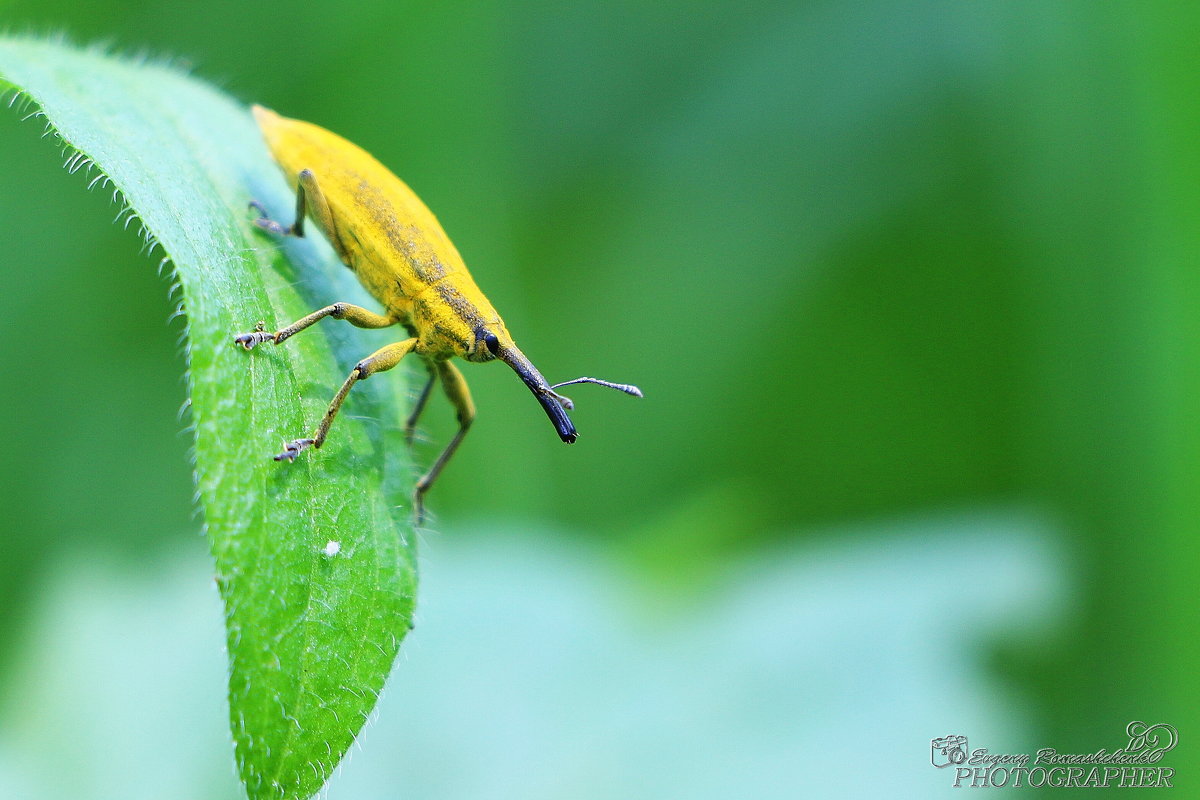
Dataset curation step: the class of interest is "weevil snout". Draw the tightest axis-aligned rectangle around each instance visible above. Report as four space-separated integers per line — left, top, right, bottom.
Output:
495 343 641 443
496 345 577 442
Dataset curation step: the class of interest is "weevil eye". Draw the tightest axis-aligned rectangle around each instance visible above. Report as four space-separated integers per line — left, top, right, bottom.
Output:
484 332 500 355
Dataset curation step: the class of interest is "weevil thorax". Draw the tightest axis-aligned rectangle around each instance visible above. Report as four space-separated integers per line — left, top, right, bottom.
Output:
410 272 512 363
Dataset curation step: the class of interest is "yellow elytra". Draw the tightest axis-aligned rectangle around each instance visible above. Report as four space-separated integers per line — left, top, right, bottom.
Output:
237 106 641 521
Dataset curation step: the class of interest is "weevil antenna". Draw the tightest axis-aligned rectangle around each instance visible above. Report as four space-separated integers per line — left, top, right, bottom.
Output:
550 377 644 398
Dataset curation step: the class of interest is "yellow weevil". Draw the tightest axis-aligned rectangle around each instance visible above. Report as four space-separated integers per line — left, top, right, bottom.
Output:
236 106 642 521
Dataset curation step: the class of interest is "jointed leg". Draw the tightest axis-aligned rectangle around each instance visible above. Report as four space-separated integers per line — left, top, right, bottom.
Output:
404 366 437 446
249 173 306 236
276 337 419 461
413 361 475 523
249 168 351 261
234 302 395 349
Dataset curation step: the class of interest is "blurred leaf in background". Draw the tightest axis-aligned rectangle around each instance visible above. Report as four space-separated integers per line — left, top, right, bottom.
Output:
1 0 1198 797
0 512 1063 800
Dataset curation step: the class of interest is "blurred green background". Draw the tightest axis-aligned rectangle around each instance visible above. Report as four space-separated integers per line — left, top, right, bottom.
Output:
0 1 1195 797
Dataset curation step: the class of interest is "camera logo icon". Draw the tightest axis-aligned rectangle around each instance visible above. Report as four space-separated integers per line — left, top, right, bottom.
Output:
931 735 969 768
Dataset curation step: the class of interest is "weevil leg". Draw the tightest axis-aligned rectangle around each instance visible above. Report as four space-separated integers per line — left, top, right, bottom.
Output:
249 182 305 236
276 337 419 462
413 361 476 524
234 302 395 349
404 365 438 446
249 168 351 261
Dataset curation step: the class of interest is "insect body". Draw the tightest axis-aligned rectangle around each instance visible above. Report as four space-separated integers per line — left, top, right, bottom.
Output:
236 106 641 521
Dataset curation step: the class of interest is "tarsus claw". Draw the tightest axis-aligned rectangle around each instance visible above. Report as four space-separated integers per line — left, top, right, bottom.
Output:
234 330 274 349
274 438 316 461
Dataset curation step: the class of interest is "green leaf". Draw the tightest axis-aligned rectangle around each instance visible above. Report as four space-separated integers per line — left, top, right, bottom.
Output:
0 37 417 800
